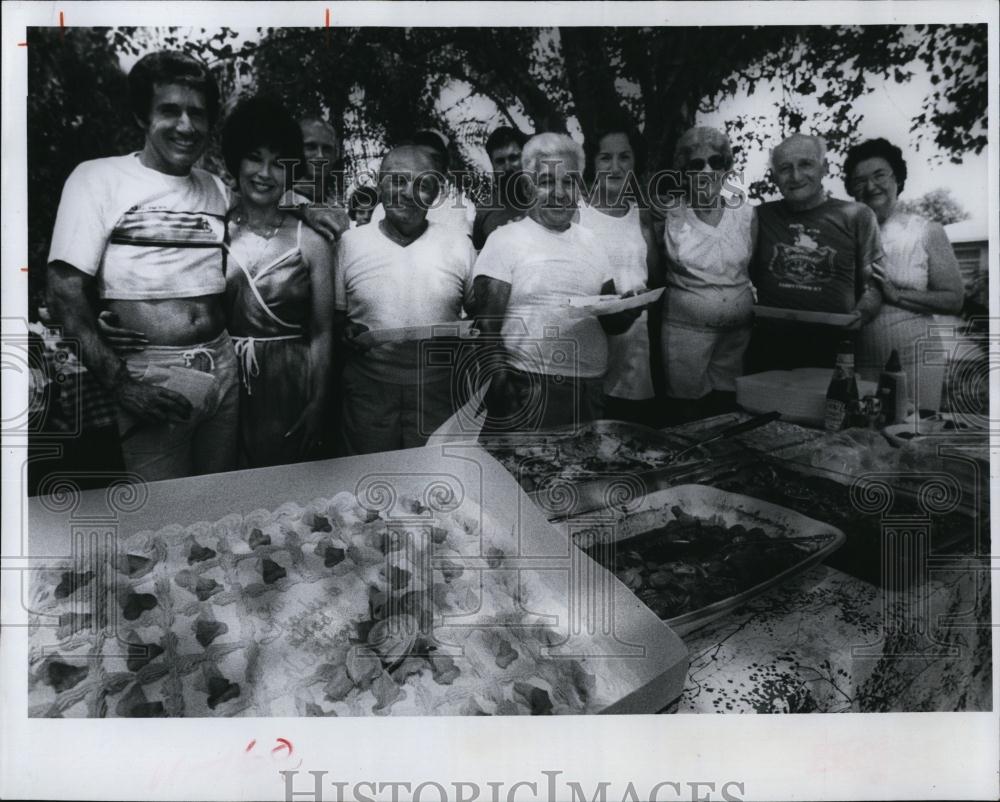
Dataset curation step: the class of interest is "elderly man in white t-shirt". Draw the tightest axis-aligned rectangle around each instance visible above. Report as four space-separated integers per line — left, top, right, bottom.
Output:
334 144 476 454
366 131 476 237
472 133 641 433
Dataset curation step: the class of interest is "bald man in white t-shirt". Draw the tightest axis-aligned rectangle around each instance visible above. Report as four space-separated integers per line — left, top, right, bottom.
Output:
334 145 476 454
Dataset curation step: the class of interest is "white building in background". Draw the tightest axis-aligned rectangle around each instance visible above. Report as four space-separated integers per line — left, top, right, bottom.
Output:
945 220 989 284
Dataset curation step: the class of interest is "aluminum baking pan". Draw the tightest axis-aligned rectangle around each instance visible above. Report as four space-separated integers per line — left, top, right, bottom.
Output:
561 484 846 637
480 419 731 520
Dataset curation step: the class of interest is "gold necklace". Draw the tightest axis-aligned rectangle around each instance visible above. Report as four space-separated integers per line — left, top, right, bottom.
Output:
232 213 286 273
232 208 285 240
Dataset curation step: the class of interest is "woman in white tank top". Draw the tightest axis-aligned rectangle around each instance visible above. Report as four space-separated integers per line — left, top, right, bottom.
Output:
844 138 964 412
579 122 661 426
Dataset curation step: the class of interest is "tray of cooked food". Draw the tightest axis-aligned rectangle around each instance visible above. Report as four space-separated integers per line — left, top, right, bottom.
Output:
563 484 846 636
478 420 744 519
678 411 829 459
27 444 689 717
772 425 991 502
707 457 985 589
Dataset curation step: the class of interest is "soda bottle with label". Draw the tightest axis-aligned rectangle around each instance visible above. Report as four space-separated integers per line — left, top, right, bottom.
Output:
824 340 860 432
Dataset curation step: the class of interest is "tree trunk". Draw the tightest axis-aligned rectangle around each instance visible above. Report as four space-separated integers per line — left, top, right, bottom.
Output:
559 27 629 144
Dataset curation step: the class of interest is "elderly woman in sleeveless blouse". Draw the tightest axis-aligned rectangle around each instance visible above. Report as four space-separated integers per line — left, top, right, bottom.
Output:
661 126 756 420
222 98 335 467
845 138 963 412
578 122 661 426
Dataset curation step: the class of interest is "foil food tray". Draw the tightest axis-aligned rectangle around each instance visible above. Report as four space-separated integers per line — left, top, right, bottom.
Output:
479 419 734 520
561 484 846 636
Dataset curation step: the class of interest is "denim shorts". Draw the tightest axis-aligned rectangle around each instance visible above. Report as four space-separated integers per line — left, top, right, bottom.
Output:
116 330 239 482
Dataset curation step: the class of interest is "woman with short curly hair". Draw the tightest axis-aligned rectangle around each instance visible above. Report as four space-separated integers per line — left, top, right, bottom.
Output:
844 137 964 412
221 96 335 466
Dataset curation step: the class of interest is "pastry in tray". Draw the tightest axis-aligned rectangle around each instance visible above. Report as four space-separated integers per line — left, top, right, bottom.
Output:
28 493 621 717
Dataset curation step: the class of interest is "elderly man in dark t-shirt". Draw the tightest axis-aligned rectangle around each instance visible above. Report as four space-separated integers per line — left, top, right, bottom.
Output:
747 133 883 372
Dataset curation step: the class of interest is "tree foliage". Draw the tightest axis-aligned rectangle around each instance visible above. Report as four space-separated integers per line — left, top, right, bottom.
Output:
896 187 971 226
25 22 988 310
27 27 141 313
247 24 987 198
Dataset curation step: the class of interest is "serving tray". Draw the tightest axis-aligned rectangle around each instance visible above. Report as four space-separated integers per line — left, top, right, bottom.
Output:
353 319 477 348
753 305 861 329
479 420 717 519
561 484 846 636
711 458 984 589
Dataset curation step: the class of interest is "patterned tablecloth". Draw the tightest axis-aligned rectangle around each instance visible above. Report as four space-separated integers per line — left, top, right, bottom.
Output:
671 563 990 713
663 414 993 714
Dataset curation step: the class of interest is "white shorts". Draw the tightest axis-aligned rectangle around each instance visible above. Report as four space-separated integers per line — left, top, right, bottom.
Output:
661 320 751 399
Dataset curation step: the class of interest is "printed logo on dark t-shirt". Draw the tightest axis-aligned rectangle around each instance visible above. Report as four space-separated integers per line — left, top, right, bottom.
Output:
767 223 837 291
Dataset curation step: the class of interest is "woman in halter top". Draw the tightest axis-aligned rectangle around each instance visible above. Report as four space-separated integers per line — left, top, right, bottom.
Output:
220 97 335 467
844 138 964 412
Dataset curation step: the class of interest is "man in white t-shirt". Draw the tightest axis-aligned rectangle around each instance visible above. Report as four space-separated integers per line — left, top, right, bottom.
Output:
367 131 476 237
48 52 350 482
472 133 641 432
46 51 242 482
334 145 476 454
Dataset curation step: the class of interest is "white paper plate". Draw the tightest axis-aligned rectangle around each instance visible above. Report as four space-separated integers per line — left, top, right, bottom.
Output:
353 319 478 347
882 413 980 447
565 287 664 314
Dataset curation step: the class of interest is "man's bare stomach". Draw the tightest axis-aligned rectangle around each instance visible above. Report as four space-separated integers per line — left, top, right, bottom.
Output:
104 296 226 345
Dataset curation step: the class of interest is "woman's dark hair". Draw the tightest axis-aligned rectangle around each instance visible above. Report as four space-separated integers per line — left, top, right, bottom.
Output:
583 118 647 185
128 50 220 125
485 126 529 159
221 96 304 180
843 137 908 195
